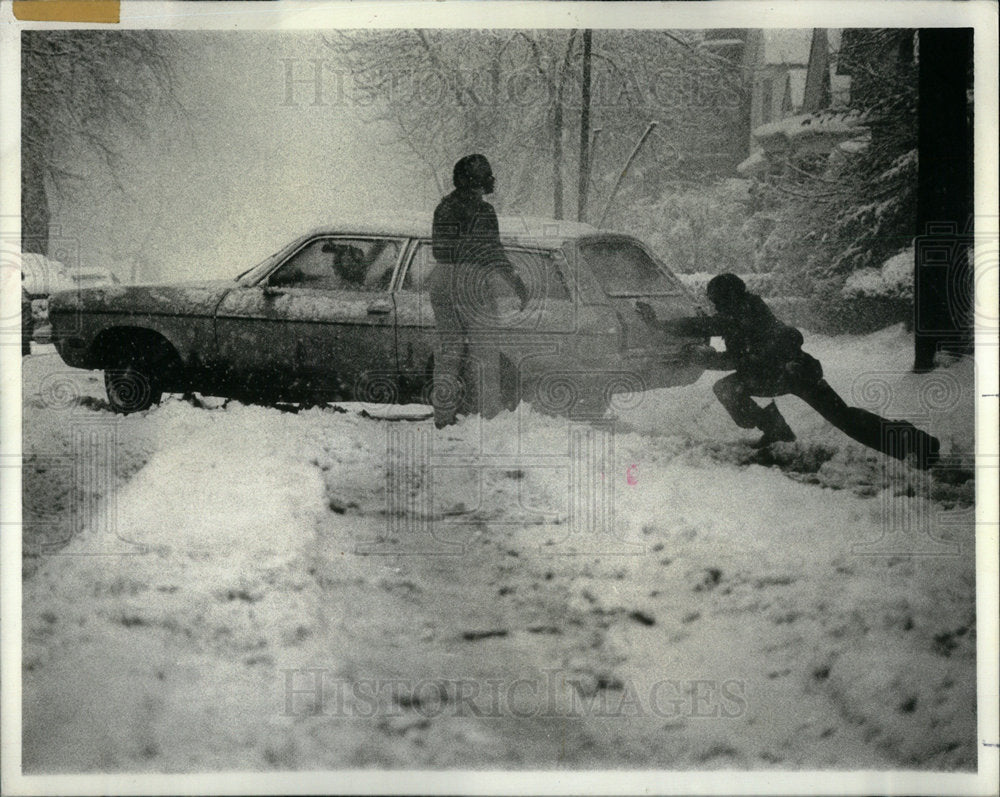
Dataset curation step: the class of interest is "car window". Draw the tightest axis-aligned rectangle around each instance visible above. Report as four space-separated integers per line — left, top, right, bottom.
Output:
500 249 571 302
401 242 439 291
269 237 401 291
578 240 683 296
401 242 570 302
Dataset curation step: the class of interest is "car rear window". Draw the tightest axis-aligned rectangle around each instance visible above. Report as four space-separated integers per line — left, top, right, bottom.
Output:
505 249 571 302
578 240 683 297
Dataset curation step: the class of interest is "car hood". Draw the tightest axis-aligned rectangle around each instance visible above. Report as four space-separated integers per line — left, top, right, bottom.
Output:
49 280 236 315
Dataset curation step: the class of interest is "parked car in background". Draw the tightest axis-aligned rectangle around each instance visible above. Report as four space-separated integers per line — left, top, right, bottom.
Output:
21 255 120 344
20 252 75 299
49 214 710 415
20 253 72 347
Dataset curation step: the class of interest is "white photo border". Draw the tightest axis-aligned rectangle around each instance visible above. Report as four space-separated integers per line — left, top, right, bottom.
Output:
1 2 997 795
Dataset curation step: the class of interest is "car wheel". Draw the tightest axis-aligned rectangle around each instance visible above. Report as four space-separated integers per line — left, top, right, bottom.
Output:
104 350 163 414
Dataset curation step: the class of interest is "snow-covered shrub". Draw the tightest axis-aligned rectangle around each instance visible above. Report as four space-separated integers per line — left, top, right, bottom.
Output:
749 30 918 305
614 179 756 275
841 248 913 300
768 249 913 334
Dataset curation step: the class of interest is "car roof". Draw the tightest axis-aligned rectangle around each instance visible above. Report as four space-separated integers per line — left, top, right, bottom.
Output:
302 212 605 249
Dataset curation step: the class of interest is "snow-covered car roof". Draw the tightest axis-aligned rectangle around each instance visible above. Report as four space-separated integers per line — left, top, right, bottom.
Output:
302 213 602 248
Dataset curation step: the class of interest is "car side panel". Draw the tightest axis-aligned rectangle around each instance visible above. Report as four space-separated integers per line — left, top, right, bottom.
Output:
213 285 396 400
392 241 623 404
391 276 435 394
49 283 230 371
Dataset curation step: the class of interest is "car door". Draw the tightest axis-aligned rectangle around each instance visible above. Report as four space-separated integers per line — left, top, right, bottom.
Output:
393 239 600 407
391 240 439 399
214 235 404 400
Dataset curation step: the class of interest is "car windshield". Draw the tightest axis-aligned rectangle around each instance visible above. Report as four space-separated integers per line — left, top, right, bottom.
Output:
578 239 683 297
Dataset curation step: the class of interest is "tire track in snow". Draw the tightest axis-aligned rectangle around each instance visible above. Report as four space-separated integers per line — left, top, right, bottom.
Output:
23 404 334 771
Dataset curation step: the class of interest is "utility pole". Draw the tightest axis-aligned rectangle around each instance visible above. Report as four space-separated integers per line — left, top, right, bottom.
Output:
914 28 974 371
577 28 593 222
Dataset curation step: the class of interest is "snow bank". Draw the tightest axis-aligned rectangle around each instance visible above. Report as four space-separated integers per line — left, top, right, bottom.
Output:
22 400 333 771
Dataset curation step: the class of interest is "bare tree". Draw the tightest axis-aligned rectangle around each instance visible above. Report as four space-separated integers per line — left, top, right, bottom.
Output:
324 29 566 214
323 30 746 220
21 30 180 254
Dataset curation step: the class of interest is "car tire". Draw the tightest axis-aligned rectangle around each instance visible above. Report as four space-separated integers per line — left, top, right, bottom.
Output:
104 349 163 414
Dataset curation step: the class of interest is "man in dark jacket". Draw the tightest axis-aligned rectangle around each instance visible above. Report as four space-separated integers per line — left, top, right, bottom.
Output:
429 154 529 428
638 273 940 468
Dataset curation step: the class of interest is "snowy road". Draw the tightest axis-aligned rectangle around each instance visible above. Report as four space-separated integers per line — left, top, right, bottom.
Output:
20 327 978 771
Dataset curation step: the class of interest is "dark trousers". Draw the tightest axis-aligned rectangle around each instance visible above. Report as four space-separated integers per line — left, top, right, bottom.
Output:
427 263 503 425
713 370 937 462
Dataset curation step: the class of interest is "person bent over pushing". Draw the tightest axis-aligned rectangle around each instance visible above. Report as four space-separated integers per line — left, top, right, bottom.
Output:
638 273 940 469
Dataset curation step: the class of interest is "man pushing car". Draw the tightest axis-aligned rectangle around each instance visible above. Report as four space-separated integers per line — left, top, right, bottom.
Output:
637 273 940 469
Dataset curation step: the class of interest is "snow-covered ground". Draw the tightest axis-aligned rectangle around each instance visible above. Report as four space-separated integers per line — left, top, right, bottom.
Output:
20 325 979 771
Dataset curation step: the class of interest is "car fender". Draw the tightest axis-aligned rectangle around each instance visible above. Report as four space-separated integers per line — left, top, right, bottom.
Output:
50 281 232 370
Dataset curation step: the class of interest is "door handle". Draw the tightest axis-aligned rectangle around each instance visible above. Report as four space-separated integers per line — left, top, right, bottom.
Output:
367 303 392 315
262 286 285 298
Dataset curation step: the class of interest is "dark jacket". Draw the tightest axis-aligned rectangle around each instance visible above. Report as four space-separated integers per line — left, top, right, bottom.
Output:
656 293 817 379
713 294 804 372
432 189 525 303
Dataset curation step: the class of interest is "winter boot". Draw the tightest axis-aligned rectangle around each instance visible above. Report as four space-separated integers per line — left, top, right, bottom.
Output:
877 419 941 470
752 401 796 448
